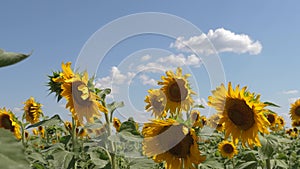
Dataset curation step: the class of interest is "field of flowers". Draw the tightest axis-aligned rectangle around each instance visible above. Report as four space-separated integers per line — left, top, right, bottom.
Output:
1 52 300 169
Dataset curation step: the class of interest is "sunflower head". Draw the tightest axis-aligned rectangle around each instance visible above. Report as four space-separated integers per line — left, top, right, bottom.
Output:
145 89 167 118
60 71 107 125
158 68 195 115
142 119 205 168
218 140 238 159
23 97 43 124
207 114 224 132
208 82 270 148
292 120 300 128
113 117 121 132
0 108 21 140
290 99 300 121
190 110 203 128
266 112 277 128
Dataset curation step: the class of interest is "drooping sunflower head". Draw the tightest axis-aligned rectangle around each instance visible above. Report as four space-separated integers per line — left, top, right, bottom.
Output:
142 119 206 169
113 117 121 132
0 108 21 140
208 82 270 148
145 89 167 118
218 140 238 159
158 68 195 115
23 97 43 124
290 99 300 121
61 72 107 125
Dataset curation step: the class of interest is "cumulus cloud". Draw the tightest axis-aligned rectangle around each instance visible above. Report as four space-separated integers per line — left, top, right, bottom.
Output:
283 90 299 95
158 54 202 67
139 74 157 87
95 66 136 89
170 28 262 55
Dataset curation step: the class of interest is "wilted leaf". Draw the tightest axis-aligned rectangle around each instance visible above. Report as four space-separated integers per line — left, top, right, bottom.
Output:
0 49 31 67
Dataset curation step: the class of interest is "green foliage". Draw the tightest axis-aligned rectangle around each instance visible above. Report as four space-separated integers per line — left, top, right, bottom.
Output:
26 115 64 129
0 128 30 169
0 49 31 67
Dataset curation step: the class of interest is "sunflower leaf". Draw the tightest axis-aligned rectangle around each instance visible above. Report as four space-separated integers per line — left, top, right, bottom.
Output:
0 49 32 67
235 161 257 169
96 88 111 101
26 114 64 129
0 128 30 169
107 101 124 115
129 158 156 169
264 101 280 107
193 104 205 109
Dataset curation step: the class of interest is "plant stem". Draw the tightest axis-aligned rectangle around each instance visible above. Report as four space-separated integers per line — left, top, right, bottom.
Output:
104 112 116 169
72 118 78 169
266 158 271 169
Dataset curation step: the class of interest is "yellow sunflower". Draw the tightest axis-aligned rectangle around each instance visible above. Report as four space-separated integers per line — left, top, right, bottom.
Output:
158 68 195 115
290 99 300 121
266 112 277 128
23 97 43 124
276 116 285 130
190 110 203 128
0 108 21 140
208 82 270 148
53 62 107 125
113 117 121 132
142 119 206 169
218 140 238 159
292 120 300 127
207 114 224 132
145 89 167 118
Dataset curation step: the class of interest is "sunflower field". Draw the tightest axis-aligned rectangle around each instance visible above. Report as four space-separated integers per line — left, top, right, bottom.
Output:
1 54 300 169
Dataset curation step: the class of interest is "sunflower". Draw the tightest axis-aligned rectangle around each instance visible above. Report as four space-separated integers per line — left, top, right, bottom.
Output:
190 110 203 128
158 68 195 115
142 119 205 169
266 112 277 128
145 89 167 118
23 97 43 124
0 108 21 140
276 116 285 130
207 114 224 132
218 140 238 159
56 66 107 124
292 120 300 127
113 117 121 132
290 99 300 121
208 82 270 148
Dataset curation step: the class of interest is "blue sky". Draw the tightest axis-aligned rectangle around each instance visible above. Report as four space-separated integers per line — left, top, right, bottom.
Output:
1 1 300 127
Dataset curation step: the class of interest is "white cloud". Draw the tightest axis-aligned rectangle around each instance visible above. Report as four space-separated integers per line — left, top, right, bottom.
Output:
95 66 136 92
170 28 262 55
139 74 157 87
141 54 151 61
13 107 22 113
158 54 202 67
283 90 299 95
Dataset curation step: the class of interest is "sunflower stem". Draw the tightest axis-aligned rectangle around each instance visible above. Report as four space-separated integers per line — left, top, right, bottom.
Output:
104 103 116 169
71 118 78 169
266 158 271 169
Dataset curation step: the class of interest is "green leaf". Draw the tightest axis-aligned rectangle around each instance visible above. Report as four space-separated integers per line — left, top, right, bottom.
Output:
96 88 111 100
273 159 288 169
26 114 63 129
88 151 109 168
264 101 280 107
235 161 257 169
193 104 205 108
119 118 140 136
118 131 143 142
27 152 47 164
129 158 156 169
50 149 74 169
0 49 32 67
107 101 124 114
0 128 30 169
